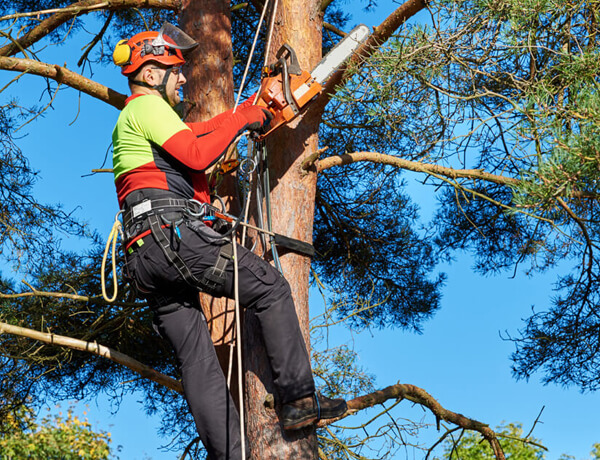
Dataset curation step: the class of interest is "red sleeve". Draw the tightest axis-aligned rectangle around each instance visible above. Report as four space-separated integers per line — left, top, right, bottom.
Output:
186 95 257 136
162 111 249 171
187 109 234 136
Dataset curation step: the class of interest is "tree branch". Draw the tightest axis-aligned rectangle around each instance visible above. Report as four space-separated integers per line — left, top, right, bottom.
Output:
0 2 109 21
0 321 183 394
0 286 140 307
1 318 515 459
0 56 126 109
0 0 181 58
312 150 518 185
311 151 597 199
319 382 506 460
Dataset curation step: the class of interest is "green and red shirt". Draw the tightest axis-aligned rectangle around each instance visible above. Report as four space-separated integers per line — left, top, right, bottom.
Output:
112 94 249 207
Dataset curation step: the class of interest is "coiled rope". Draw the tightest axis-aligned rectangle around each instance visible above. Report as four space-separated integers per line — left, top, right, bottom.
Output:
101 212 123 302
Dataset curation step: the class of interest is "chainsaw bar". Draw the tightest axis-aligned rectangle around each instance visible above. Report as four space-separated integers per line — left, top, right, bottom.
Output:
255 24 371 139
310 24 370 84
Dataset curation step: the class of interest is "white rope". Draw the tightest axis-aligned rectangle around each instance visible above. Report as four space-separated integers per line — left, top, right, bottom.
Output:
228 4 281 457
263 0 280 68
231 237 246 460
233 0 273 111
101 212 123 302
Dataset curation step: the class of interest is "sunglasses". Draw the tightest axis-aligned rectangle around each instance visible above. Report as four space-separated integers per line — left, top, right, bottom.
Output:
149 66 183 76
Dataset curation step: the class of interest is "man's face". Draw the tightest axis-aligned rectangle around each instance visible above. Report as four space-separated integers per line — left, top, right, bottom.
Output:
141 64 186 106
162 66 186 107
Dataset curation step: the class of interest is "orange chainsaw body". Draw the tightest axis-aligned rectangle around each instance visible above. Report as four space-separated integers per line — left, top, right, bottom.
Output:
254 45 323 139
253 25 370 139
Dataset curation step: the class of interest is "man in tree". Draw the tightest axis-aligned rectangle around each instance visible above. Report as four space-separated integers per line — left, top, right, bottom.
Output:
110 24 347 460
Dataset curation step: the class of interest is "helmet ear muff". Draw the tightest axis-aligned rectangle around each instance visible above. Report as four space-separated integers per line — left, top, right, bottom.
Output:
113 39 132 66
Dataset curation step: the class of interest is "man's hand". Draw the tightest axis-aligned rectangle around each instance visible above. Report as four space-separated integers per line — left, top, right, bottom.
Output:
240 106 273 133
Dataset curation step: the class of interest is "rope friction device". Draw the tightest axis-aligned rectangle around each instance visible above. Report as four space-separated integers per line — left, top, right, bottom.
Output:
254 24 370 139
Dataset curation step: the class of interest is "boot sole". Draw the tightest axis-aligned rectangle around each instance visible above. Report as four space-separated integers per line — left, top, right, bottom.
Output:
282 414 318 430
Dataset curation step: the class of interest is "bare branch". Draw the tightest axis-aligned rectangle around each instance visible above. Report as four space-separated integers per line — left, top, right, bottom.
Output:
0 2 110 21
312 151 597 200
0 286 139 307
78 11 114 67
0 0 181 58
0 56 126 108
323 22 346 38
0 321 183 394
312 150 519 187
320 382 506 460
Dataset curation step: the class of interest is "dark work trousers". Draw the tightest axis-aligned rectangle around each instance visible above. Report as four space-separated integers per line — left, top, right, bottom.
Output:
124 215 316 460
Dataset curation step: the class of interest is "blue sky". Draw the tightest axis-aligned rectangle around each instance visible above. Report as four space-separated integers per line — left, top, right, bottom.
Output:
2 0 600 458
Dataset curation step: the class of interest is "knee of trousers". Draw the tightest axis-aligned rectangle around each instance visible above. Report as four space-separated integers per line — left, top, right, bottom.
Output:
258 274 293 308
272 274 292 297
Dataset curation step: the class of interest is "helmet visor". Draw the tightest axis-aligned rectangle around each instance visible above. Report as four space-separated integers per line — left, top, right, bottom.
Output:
153 23 198 52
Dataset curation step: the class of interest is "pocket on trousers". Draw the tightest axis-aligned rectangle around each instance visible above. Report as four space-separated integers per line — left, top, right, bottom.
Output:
185 218 227 245
241 252 281 287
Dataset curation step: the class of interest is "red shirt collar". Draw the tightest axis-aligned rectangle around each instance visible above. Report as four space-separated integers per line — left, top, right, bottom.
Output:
124 93 146 105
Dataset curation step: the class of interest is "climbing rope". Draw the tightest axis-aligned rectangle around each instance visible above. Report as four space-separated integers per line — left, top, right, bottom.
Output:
101 211 123 302
233 0 279 110
231 237 246 460
223 155 259 460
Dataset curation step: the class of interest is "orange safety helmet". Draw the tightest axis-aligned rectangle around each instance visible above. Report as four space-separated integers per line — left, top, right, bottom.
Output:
113 23 197 76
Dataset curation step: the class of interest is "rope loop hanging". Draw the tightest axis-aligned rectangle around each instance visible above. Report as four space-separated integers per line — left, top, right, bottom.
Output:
101 211 124 303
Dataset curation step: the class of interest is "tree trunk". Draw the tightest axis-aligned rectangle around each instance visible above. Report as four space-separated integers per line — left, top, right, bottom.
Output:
243 1 323 459
179 0 242 407
181 0 323 458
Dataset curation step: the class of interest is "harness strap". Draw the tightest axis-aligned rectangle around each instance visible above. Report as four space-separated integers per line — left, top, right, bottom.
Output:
201 242 233 293
122 197 198 229
147 213 233 296
148 214 203 287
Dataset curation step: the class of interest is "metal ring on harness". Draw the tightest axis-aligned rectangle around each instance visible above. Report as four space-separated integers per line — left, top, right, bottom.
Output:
185 199 207 218
239 158 257 176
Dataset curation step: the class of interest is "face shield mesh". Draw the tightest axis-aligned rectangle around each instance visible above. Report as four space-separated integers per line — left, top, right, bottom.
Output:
153 23 198 52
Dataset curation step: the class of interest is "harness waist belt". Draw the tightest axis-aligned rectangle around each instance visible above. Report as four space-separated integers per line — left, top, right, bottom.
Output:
122 197 204 229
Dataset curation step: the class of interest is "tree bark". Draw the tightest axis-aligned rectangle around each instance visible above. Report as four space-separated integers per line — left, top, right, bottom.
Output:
178 0 245 433
180 0 323 457
243 1 323 459
178 0 240 371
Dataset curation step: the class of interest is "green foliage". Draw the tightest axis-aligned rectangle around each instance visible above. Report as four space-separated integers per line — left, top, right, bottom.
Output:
441 423 545 459
0 404 113 459
312 167 445 331
0 103 90 272
319 0 600 390
441 424 600 460
4 0 600 456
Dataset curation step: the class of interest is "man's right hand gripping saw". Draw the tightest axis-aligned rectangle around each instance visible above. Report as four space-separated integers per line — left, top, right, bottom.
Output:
111 23 347 460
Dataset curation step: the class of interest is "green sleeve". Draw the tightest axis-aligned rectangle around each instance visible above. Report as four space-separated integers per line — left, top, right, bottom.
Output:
127 95 190 144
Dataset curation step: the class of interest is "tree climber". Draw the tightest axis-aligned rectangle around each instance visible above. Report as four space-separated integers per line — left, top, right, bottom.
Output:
111 24 347 460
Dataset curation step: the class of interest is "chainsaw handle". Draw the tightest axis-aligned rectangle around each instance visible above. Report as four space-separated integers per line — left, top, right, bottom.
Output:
275 44 302 75
278 57 300 115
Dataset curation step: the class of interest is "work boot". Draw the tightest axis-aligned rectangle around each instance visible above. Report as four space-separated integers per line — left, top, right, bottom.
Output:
281 393 347 430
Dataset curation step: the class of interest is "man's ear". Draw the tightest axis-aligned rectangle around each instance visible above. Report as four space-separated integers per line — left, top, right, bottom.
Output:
139 66 153 84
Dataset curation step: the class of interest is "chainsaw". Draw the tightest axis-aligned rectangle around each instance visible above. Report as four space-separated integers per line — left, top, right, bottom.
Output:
255 24 370 139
